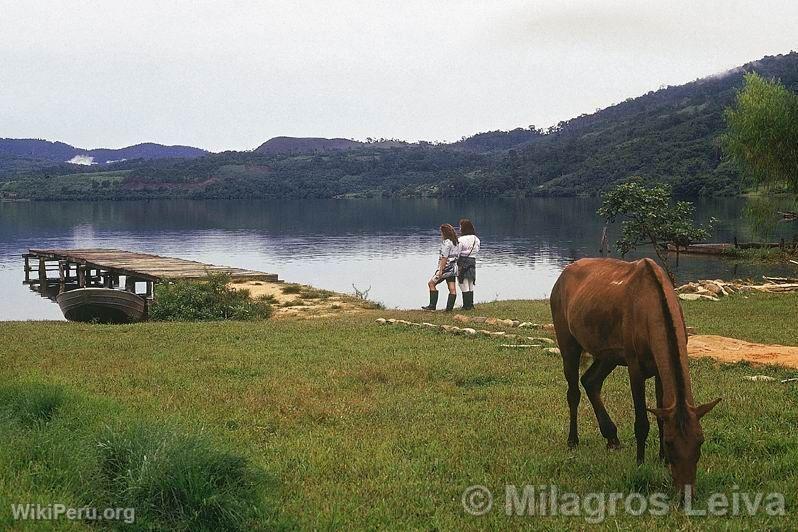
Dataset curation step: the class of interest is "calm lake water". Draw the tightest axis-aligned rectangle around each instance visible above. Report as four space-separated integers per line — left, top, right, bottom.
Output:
1 198 795 320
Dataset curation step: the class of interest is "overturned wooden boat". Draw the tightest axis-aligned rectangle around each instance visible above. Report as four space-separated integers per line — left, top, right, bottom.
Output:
56 288 146 324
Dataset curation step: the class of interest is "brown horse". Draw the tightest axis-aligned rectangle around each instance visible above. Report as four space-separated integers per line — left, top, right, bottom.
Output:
550 257 721 494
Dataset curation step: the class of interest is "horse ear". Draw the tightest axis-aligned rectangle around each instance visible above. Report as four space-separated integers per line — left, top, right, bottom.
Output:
647 406 672 419
695 398 722 418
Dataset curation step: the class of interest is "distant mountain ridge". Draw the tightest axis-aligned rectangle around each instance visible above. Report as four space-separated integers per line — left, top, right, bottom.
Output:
254 136 361 155
0 138 207 166
2 51 796 200
254 136 408 155
253 129 543 155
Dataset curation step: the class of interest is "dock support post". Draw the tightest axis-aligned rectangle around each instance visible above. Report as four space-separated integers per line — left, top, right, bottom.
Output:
38 258 47 292
146 281 153 298
78 265 86 288
58 260 66 294
103 271 112 288
24 256 30 283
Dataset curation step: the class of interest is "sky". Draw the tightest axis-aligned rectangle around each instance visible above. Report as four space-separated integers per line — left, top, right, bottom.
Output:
1 1 796 152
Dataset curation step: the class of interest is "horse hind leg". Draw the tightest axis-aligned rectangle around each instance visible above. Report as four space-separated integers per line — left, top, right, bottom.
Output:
558 332 583 448
655 374 668 463
581 358 620 450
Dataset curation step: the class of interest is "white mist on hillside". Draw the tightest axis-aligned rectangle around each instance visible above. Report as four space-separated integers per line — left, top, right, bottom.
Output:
66 155 95 165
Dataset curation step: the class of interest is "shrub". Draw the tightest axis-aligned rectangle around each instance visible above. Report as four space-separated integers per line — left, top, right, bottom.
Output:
280 285 302 294
149 273 272 321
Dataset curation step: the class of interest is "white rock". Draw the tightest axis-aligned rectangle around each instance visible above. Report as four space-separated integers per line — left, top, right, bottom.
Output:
679 293 719 302
743 375 776 382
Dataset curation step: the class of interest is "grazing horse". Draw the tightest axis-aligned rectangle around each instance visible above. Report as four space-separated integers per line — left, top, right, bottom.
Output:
550 257 721 494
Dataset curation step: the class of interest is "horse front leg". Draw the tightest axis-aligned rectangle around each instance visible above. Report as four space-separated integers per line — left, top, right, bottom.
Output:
628 364 650 465
558 336 583 448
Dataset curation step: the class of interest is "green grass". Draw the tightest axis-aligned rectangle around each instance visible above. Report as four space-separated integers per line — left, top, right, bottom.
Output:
0 383 277 531
721 246 798 263
0 293 796 529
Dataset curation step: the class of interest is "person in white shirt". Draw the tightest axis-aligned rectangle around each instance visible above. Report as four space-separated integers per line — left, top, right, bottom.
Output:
422 224 460 311
456 218 480 310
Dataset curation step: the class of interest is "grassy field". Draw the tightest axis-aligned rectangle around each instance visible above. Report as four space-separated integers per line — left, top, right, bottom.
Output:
0 293 797 529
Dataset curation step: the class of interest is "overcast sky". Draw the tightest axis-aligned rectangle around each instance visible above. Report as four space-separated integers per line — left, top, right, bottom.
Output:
1 1 796 152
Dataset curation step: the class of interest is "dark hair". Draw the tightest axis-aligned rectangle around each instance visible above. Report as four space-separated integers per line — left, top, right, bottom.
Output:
440 224 458 245
459 219 476 236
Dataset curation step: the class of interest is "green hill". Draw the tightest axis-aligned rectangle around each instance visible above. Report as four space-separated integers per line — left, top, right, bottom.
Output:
2 51 796 201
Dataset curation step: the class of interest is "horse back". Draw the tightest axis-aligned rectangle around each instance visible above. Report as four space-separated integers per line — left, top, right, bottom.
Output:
551 258 683 365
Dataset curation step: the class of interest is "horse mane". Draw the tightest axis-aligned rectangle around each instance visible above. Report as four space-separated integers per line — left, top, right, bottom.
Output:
642 260 690 431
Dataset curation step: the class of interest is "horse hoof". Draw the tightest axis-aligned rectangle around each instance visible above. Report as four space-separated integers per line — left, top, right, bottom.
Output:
606 439 620 450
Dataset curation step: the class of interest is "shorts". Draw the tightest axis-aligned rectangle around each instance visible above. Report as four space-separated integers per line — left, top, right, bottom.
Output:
430 271 457 286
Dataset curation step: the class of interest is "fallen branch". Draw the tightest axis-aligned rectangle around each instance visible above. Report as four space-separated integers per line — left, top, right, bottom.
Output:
763 276 798 284
677 278 798 295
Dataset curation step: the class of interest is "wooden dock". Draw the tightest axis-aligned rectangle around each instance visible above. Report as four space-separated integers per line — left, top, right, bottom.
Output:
23 248 279 296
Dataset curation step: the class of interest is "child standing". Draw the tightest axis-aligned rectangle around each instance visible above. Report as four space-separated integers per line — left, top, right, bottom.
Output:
456 219 480 310
422 224 460 311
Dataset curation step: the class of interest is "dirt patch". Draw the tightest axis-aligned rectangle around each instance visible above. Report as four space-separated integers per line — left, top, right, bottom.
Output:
229 280 378 319
688 335 798 369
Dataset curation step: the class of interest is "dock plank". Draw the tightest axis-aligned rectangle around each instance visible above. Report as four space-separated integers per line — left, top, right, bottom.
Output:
26 249 279 282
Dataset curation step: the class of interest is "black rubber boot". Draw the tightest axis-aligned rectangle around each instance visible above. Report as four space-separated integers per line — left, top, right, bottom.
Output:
445 293 457 312
422 291 439 310
462 291 474 310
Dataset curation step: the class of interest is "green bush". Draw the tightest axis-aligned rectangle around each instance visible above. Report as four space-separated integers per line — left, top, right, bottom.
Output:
149 273 271 321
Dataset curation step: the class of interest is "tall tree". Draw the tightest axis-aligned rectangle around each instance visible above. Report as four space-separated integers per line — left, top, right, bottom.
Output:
722 72 798 194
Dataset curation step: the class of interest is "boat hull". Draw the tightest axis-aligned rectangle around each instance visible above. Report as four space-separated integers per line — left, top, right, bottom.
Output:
56 288 146 324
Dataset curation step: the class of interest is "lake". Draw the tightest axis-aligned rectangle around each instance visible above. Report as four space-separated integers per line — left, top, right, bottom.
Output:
1 198 795 320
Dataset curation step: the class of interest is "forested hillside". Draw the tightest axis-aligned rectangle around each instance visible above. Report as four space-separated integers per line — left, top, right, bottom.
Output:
2 52 796 201
0 139 207 177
